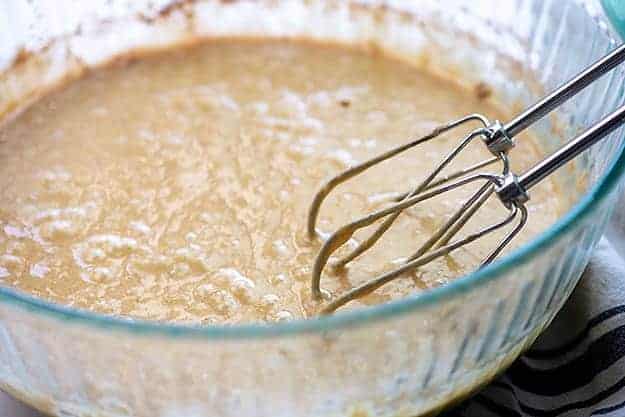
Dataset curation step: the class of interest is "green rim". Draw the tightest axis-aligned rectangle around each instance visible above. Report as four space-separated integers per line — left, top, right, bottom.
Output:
0 8 623 341
603 0 625 40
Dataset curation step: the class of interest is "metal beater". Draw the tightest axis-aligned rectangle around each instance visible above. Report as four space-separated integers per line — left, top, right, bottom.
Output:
308 44 625 314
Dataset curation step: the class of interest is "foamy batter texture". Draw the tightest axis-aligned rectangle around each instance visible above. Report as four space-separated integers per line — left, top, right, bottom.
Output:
0 40 563 323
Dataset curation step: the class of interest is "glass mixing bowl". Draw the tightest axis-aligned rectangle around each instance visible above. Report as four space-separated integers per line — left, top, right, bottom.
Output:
0 1 624 416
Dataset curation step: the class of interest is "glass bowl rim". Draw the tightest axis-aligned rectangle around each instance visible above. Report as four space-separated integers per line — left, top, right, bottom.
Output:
0 1 622 340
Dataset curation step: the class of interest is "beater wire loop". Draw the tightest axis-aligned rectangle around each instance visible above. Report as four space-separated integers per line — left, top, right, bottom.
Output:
307 115 490 239
311 169 501 299
332 126 492 270
321 200 520 314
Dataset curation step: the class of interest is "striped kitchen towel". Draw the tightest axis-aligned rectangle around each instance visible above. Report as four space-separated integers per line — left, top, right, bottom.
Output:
448 206 625 417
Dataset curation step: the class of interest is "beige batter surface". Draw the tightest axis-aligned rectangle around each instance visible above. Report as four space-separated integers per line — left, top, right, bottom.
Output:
0 40 564 323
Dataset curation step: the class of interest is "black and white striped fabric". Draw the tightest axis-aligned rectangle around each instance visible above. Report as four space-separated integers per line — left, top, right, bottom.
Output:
445 205 625 417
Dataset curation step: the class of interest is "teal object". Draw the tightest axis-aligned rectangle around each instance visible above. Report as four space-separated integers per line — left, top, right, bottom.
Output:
603 0 625 40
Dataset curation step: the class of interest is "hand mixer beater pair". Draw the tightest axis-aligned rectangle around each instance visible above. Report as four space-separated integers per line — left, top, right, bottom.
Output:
308 44 625 314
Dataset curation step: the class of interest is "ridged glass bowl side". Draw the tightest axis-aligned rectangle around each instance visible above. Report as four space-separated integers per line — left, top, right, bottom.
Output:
0 1 623 416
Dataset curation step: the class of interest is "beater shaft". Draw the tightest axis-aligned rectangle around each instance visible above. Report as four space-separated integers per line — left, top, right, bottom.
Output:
523 104 625 187
504 44 625 139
